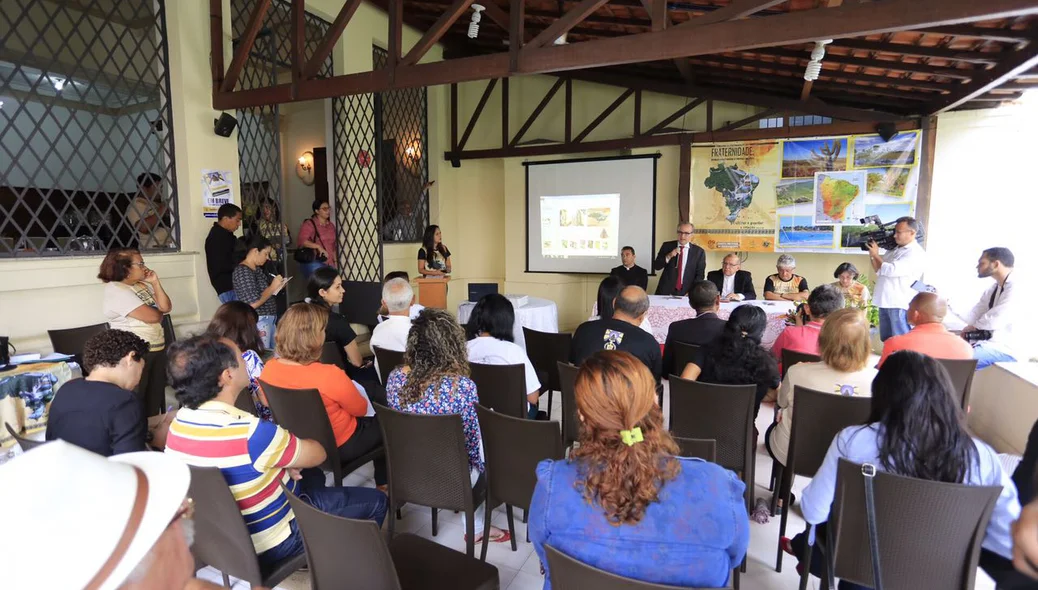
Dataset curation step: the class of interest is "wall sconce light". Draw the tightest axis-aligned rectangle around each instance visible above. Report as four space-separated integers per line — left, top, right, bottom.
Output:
402 141 422 174
296 151 315 185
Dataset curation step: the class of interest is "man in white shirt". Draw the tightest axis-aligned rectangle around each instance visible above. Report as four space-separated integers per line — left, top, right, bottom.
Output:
126 172 174 249
376 271 424 324
964 247 1023 369
369 278 414 376
867 217 926 341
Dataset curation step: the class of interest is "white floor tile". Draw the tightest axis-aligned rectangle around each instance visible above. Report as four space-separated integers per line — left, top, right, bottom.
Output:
507 570 546 590
494 565 520 589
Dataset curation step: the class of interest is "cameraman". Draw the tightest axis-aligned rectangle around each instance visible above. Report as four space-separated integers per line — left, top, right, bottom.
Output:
867 216 925 341
963 247 1022 369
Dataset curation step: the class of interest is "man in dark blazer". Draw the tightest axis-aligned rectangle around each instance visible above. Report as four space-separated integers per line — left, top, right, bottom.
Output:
662 280 728 377
707 253 756 301
653 222 707 296
610 246 648 290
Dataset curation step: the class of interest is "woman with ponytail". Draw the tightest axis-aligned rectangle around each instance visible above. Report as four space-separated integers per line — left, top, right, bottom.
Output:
529 350 749 588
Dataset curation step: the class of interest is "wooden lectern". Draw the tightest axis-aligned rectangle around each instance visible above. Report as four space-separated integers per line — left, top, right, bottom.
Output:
416 277 450 309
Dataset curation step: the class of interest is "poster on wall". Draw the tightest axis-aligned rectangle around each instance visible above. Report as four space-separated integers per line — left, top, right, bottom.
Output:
691 130 920 254
201 169 236 219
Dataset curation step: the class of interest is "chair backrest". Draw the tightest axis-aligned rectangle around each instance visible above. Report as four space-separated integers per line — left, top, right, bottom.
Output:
780 348 821 379
788 386 872 478
668 377 755 471
373 346 405 385
5 423 45 452
671 341 701 377
935 358 979 411
475 404 564 510
672 436 716 462
373 403 475 513
544 545 706 590
523 328 572 392
320 341 348 371
187 466 265 585
47 322 109 356
469 362 527 419
557 361 580 447
258 380 340 480
234 388 258 417
828 458 1001 590
281 482 402 590
341 280 384 328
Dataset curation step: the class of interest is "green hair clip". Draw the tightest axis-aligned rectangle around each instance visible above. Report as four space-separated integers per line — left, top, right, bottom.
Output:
620 427 644 446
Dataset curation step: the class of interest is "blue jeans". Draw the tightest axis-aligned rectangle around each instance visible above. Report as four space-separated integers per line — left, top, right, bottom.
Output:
257 315 276 350
878 308 910 341
258 479 388 567
218 290 237 304
298 261 330 281
973 342 1016 370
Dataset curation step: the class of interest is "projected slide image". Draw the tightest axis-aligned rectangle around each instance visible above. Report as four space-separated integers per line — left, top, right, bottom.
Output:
540 194 621 258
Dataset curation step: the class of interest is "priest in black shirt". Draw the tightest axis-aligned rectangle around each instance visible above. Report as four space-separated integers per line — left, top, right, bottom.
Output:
571 285 662 384
609 246 648 290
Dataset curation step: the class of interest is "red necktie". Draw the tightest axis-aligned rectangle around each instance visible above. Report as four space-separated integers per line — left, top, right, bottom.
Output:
675 245 685 291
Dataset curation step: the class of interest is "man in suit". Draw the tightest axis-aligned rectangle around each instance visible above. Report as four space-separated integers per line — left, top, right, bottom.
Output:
707 253 756 301
662 280 728 377
610 246 648 290
653 222 707 296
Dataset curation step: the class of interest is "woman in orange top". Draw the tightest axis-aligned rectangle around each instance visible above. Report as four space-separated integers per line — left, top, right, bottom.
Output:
260 303 386 487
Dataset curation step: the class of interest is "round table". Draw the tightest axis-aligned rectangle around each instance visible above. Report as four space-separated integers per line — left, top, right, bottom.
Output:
457 296 559 349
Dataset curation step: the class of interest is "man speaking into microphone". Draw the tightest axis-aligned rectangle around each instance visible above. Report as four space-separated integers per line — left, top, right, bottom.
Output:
653 222 707 296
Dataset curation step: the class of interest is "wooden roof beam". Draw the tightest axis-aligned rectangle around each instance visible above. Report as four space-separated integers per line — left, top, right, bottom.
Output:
931 44 1038 112
401 0 475 66
675 0 789 29
832 38 1000 64
302 0 365 79
221 0 273 93
526 0 612 49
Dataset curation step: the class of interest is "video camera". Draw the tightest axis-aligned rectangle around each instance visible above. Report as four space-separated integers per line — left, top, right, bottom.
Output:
846 215 925 251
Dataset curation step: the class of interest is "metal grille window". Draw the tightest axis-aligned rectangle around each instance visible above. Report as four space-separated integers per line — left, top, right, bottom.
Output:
0 0 179 256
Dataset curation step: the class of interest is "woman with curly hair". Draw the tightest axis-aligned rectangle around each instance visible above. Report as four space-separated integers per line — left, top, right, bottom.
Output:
385 308 509 545
529 350 749 588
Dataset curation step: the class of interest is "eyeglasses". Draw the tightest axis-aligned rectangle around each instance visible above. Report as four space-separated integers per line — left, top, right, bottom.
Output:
129 261 147 268
167 497 194 529
722 262 740 268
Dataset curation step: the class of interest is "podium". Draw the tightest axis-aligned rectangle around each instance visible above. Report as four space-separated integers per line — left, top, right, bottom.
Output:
416 277 450 309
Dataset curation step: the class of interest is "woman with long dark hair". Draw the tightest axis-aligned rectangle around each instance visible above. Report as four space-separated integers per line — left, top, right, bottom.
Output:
465 294 541 418
785 351 1020 589
233 234 283 350
417 224 451 278
307 267 367 372
590 275 653 334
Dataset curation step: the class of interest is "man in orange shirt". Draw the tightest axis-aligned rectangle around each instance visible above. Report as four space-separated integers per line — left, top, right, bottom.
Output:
878 292 972 367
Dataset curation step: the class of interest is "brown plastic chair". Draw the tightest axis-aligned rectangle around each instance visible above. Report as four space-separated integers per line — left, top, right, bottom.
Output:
780 349 822 379
802 458 1002 590
259 379 384 487
670 341 701 378
320 341 348 371
935 357 978 411
233 388 258 417
557 361 580 449
47 322 109 369
374 402 485 558
523 328 572 419
469 362 528 419
373 345 405 385
281 482 500 590
475 404 564 560
5 423 45 452
545 545 714 590
772 386 871 572
188 466 306 588
672 436 716 462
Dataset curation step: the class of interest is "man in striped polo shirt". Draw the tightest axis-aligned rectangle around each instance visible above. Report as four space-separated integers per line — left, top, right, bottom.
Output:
164 334 387 568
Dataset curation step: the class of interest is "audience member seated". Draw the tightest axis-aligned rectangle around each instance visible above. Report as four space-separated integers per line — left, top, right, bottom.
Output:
46 329 173 455
662 280 727 378
770 283 844 369
232 234 283 350
681 304 780 418
260 303 387 488
529 350 749 588
465 293 542 419
767 308 878 470
609 245 648 290
878 292 972 367
1012 497 1038 582
763 254 810 302
963 247 1023 369
573 286 662 384
369 277 415 377
832 262 870 309
377 270 425 323
385 308 510 544
165 334 387 569
207 301 274 421
588 275 653 335
708 253 756 301
308 266 376 381
783 351 1020 589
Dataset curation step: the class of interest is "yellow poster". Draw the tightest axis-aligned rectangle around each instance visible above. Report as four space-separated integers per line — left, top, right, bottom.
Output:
691 142 781 252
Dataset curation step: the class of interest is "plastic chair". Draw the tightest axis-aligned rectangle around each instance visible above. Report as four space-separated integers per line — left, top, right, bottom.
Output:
259 379 384 487
233 388 258 417
5 423 45 452
47 322 109 367
780 349 822 379
475 404 564 560
672 436 716 462
544 545 714 590
187 466 306 588
373 345 405 385
523 328 572 419
320 341 348 371
772 386 871 572
935 358 978 411
374 402 485 558
557 362 580 449
670 341 701 378
469 362 528 419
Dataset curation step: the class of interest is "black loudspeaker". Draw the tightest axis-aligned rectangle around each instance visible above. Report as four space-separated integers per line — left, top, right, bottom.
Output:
876 122 898 142
214 112 238 137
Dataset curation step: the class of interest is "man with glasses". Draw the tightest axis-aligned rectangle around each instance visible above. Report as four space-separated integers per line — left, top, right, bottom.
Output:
707 252 756 301
867 216 926 341
653 222 706 297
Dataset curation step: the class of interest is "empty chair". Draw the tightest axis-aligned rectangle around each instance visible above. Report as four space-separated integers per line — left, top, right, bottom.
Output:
780 349 822 379
557 361 580 449
936 357 978 410
47 322 108 362
320 341 348 371
475 404 564 560
373 345 405 385
523 328 572 419
5 423 45 452
469 362 527 419
545 545 712 590
670 342 701 378
672 437 716 463
188 466 306 588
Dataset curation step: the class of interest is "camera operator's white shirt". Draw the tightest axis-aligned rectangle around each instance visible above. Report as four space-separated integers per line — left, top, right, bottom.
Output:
966 274 1025 359
873 240 925 310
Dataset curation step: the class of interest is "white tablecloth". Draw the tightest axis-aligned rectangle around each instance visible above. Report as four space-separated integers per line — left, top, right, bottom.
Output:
457 296 559 349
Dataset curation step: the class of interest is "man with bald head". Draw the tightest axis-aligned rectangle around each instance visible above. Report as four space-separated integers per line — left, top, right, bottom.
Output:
877 292 973 367
571 285 663 383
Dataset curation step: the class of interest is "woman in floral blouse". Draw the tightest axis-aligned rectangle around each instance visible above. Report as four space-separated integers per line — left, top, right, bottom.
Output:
385 308 510 545
206 301 274 422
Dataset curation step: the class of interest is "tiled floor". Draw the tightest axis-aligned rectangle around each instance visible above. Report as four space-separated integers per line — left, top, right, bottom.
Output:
197 383 999 589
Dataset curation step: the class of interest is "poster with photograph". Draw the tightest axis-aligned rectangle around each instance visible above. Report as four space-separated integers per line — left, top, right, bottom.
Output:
202 169 235 219
813 170 867 226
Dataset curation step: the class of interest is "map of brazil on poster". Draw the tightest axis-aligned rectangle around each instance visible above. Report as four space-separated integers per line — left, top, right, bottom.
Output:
691 142 780 252
813 170 866 225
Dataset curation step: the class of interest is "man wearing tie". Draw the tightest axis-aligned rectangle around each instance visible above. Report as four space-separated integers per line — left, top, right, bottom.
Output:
653 222 707 296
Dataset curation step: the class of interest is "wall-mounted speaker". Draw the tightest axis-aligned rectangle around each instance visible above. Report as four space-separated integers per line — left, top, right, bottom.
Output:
214 112 238 137
876 122 898 142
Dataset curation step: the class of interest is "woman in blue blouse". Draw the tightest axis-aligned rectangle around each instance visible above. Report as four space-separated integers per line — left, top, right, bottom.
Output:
529 350 749 588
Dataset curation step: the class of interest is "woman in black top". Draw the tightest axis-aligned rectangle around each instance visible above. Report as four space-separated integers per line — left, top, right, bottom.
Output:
417 224 451 277
307 267 380 386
